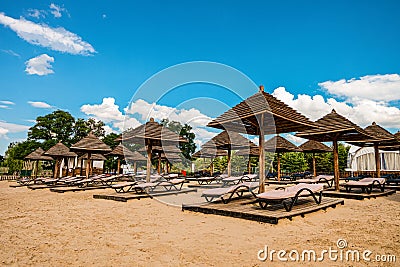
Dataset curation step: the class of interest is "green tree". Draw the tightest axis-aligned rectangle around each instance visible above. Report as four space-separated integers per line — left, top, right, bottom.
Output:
87 118 106 138
3 141 41 174
102 133 120 149
28 110 75 145
279 152 308 173
72 118 90 143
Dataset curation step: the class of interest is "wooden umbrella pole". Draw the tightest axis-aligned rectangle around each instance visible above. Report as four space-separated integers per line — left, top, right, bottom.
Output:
277 153 281 181
210 157 214 176
313 152 316 177
259 113 266 193
146 143 152 182
86 153 91 179
374 144 381 178
333 137 340 191
158 152 161 174
227 147 231 177
247 157 251 174
133 161 137 175
54 158 59 178
117 158 121 174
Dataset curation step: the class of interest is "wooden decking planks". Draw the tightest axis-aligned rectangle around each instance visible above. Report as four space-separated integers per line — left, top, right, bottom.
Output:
182 197 344 224
93 188 197 202
322 189 396 200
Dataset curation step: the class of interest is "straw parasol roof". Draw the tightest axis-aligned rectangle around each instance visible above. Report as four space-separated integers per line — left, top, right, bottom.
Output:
296 109 377 190
70 132 111 153
109 144 146 160
192 147 228 158
118 118 188 181
299 140 332 153
207 85 316 192
299 140 332 177
78 153 107 161
264 135 302 153
25 147 54 161
45 142 77 157
207 89 315 135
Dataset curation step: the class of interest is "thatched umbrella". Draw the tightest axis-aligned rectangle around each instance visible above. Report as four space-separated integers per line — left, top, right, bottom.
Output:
44 142 77 178
296 109 376 191
119 118 188 182
109 144 146 174
78 153 107 175
202 131 257 177
70 132 111 179
347 122 398 178
299 140 332 177
207 85 316 192
25 148 54 178
192 147 228 175
264 135 301 181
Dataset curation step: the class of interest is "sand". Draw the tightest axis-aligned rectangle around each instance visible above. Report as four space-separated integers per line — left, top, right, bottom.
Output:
0 181 399 266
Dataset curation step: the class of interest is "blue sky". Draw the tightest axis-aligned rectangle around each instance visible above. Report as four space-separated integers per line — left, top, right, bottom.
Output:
1 0 400 154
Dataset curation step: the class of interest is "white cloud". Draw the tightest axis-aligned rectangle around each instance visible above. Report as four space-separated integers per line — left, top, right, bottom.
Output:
81 97 124 123
27 9 46 19
0 101 15 105
0 127 9 138
49 3 69 18
125 99 213 128
283 133 307 146
272 83 400 129
0 121 30 137
102 14 107 19
1 49 20 58
28 101 52 109
319 74 400 102
0 13 95 55
25 54 54 76
0 105 8 109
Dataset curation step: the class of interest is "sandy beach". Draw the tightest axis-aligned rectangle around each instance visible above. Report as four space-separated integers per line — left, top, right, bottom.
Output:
0 181 399 266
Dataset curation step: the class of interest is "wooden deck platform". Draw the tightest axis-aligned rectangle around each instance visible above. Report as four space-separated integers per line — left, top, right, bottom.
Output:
93 188 197 202
265 180 295 185
182 197 344 224
322 189 396 200
50 185 110 193
27 184 68 190
385 185 400 191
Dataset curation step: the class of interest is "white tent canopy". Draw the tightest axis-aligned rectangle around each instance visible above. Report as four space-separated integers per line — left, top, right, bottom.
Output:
348 146 400 171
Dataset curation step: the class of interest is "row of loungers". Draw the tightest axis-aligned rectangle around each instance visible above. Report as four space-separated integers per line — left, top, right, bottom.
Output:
111 177 186 193
200 177 387 212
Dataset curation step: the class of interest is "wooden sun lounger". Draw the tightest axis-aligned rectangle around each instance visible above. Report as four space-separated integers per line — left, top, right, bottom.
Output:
201 182 259 204
221 176 245 186
111 181 138 193
195 176 217 185
297 175 334 187
343 178 386 194
256 183 324 212
131 178 186 193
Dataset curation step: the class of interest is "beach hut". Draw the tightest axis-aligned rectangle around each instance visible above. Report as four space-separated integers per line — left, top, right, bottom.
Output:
108 144 146 174
296 110 376 191
192 147 228 175
347 122 398 178
70 132 111 179
202 131 257 177
264 135 301 180
24 147 54 178
299 140 332 177
207 85 316 192
120 118 188 182
44 142 77 178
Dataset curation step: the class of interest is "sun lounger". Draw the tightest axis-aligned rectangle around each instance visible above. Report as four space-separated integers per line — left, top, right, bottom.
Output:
131 178 186 193
221 176 245 186
162 174 179 180
111 181 138 193
194 176 217 185
297 175 334 187
343 178 386 194
17 177 35 186
256 183 324 211
201 181 259 203
242 174 258 181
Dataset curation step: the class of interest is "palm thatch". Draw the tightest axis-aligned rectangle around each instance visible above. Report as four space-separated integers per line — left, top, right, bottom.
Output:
207 89 316 135
299 140 332 153
25 147 54 161
265 135 301 153
348 122 398 147
202 131 257 150
45 142 77 157
236 146 260 156
70 132 111 153
109 144 146 161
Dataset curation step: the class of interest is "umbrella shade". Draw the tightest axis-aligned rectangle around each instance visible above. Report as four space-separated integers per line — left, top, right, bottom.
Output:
207 86 316 193
296 109 377 190
70 132 111 153
192 147 228 158
45 142 77 157
25 147 54 161
109 144 146 161
79 153 107 161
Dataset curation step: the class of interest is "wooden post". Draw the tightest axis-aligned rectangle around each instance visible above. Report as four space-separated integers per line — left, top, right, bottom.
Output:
86 153 91 179
158 152 161 174
80 158 84 176
333 137 340 191
210 157 214 176
374 144 381 178
227 147 231 176
259 113 266 193
146 143 152 182
133 161 137 175
312 152 317 177
277 153 281 181
117 158 121 174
